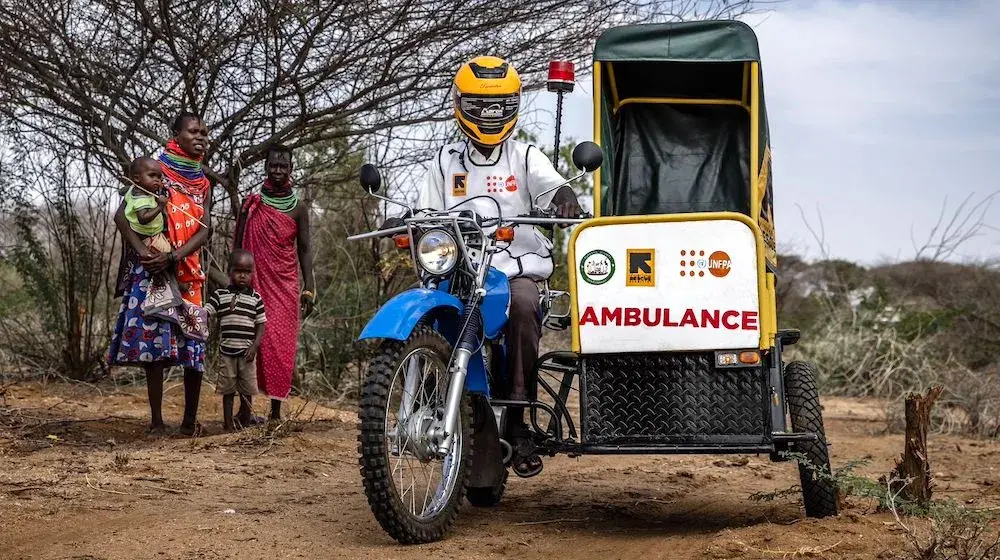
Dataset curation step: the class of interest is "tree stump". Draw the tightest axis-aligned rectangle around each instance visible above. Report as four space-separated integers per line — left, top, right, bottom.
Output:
892 386 944 506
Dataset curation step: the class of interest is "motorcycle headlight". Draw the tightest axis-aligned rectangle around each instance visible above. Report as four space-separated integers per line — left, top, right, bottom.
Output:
416 230 459 275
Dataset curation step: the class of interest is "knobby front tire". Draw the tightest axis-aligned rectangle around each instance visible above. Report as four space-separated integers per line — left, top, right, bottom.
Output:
358 326 472 544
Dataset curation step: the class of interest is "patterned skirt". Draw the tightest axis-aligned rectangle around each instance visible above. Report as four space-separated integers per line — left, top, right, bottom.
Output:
107 263 205 371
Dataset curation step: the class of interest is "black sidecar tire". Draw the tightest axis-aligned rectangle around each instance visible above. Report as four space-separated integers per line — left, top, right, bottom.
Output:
785 360 839 518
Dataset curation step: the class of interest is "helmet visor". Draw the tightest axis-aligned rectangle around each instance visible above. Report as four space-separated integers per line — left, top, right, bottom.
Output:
458 94 520 130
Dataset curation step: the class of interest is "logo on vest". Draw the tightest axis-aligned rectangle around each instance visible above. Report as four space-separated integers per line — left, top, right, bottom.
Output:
452 173 467 197
486 175 518 193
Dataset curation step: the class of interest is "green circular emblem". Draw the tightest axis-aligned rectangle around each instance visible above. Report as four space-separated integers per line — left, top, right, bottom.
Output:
580 250 615 285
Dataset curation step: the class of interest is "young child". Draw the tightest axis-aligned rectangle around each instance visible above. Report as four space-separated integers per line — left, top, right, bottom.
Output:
121 156 172 257
205 249 267 431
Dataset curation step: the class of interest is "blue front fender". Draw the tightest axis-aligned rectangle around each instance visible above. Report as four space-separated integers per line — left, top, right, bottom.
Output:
359 288 462 341
358 288 490 395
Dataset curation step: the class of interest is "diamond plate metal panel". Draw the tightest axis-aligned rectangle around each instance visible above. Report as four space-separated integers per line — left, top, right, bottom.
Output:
581 352 770 446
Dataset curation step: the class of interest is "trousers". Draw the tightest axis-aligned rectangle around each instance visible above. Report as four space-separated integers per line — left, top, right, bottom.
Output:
505 278 541 402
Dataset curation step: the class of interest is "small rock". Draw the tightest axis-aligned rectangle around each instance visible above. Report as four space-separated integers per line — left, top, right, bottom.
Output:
221 508 236 514
106 439 117 447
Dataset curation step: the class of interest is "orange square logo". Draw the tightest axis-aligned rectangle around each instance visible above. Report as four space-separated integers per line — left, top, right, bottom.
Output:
452 173 467 197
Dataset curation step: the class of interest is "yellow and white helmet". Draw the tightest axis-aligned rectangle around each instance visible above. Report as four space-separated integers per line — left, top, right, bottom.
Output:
452 56 521 146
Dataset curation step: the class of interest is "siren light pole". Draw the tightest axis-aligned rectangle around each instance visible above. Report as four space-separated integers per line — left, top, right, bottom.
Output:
547 61 575 168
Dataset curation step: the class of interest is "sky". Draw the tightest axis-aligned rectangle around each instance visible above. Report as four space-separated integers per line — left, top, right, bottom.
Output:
521 0 1000 265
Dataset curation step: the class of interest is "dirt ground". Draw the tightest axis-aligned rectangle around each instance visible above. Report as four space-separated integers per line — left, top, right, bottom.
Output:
2 378 999 560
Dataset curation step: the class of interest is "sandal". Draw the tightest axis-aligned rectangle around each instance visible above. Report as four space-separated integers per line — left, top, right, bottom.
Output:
511 435 543 478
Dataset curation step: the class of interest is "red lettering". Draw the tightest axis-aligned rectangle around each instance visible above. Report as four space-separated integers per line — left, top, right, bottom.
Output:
679 308 699 327
579 307 759 331
602 307 622 326
624 307 641 326
701 309 720 329
642 308 662 326
722 310 740 329
663 308 678 327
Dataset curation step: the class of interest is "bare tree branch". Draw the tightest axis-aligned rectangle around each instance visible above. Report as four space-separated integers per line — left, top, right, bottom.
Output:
0 0 761 207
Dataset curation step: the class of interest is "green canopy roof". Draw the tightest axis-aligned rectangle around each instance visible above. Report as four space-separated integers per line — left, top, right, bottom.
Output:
594 20 761 63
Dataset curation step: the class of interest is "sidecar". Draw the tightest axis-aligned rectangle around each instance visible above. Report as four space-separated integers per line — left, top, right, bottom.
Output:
522 20 838 518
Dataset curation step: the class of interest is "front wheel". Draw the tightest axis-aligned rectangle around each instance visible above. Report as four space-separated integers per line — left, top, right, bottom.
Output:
785 361 839 518
358 326 472 544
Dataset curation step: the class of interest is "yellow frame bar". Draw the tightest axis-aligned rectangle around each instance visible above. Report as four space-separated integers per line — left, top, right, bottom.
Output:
593 62 603 217
584 60 777 350
749 62 760 222
615 97 749 113
742 62 750 107
606 62 620 109
567 212 773 353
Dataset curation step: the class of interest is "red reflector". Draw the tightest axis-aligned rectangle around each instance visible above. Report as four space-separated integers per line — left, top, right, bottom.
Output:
547 61 575 92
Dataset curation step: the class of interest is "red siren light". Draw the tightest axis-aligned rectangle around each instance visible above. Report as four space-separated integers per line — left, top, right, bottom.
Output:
547 61 575 93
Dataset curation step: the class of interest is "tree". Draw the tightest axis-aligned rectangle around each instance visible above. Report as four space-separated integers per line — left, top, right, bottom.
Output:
0 0 765 380
0 137 119 380
0 0 761 212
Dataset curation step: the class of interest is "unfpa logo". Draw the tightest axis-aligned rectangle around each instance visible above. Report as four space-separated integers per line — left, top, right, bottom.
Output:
708 251 731 277
680 249 731 278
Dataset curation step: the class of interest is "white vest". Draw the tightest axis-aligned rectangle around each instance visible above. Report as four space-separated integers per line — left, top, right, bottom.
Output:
417 140 566 280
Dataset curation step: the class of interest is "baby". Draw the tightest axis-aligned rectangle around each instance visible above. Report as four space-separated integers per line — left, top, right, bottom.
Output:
121 156 172 258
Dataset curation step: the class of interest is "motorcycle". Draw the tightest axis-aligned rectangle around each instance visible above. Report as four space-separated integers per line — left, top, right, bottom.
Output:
349 142 602 544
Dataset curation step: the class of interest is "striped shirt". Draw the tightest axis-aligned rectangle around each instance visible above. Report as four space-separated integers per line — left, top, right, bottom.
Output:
205 287 267 356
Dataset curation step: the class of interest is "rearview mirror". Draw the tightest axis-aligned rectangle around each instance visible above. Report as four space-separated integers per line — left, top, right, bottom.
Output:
359 164 381 194
572 141 603 172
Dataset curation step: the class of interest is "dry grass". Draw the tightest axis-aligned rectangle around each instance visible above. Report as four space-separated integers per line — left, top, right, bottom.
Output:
790 301 1000 438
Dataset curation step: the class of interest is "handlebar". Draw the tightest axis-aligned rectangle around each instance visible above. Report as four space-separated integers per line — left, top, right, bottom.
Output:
507 216 589 226
346 225 408 241
346 211 593 242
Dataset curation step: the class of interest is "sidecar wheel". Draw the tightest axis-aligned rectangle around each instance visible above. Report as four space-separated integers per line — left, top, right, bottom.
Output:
785 361 839 518
358 326 472 544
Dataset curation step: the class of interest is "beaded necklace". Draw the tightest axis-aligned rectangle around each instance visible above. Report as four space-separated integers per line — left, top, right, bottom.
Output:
261 191 298 212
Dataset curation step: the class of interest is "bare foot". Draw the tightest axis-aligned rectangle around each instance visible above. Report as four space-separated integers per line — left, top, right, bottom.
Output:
177 422 204 437
146 423 170 438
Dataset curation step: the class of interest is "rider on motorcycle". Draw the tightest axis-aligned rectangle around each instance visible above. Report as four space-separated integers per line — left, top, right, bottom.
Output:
415 56 583 477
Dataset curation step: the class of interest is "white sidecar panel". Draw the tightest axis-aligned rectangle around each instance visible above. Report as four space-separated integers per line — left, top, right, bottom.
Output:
573 219 760 354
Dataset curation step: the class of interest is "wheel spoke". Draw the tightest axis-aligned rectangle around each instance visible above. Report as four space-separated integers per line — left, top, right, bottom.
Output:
379 346 463 522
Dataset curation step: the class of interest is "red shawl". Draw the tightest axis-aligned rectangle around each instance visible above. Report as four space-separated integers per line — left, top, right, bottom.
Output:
241 194 300 400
